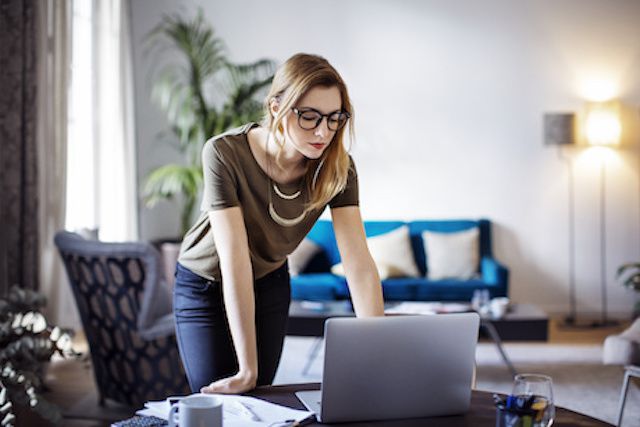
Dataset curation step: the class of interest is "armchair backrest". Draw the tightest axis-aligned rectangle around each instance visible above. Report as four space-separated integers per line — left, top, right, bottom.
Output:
54 231 189 406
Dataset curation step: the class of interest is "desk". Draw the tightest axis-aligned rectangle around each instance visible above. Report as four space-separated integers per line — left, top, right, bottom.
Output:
249 383 612 426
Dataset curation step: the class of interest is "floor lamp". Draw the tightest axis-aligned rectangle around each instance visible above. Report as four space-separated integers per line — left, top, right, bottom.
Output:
544 113 578 326
585 102 621 327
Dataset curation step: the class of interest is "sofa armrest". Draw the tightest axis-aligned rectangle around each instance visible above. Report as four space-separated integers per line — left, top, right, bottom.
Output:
481 257 509 293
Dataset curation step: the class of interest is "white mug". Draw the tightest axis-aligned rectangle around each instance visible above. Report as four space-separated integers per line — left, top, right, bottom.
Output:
168 394 222 427
490 297 510 319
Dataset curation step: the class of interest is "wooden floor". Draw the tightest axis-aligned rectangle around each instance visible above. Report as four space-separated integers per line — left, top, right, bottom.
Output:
15 316 633 427
548 316 631 344
18 334 132 427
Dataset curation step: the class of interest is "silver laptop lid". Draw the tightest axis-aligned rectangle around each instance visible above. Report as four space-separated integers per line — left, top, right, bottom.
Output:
319 313 480 423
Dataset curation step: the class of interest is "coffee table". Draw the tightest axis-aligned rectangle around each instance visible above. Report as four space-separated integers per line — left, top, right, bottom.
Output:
287 301 549 377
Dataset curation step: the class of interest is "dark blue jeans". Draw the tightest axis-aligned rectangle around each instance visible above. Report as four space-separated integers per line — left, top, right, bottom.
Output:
173 262 291 392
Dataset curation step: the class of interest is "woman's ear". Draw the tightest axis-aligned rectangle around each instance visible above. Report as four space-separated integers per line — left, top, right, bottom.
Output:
269 98 280 118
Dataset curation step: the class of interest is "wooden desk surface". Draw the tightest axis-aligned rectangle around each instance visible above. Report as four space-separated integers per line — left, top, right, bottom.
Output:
248 383 612 426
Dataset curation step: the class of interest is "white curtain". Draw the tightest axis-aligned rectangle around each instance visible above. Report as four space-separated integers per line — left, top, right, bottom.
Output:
37 0 78 328
39 0 139 328
65 0 138 242
94 0 138 241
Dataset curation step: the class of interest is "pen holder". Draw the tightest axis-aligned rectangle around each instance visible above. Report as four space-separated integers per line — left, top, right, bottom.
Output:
495 407 544 427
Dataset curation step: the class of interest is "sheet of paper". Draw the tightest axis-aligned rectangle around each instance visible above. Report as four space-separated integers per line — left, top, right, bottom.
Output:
385 301 470 315
138 393 313 427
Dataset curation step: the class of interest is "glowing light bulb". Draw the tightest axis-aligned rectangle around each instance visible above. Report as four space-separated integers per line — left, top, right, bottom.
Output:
580 78 618 102
585 109 621 146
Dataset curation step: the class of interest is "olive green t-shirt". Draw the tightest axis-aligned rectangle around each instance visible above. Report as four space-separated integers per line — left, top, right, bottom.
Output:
178 123 359 282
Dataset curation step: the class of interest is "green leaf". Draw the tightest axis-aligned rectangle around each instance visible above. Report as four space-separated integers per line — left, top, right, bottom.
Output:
143 164 203 207
0 285 78 426
617 262 640 291
616 262 640 277
144 9 275 234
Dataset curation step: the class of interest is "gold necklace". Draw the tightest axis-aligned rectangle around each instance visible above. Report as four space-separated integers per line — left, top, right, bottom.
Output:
268 201 307 227
272 183 301 200
266 145 307 227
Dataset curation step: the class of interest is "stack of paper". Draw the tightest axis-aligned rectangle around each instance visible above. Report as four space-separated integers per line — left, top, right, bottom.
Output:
137 393 314 427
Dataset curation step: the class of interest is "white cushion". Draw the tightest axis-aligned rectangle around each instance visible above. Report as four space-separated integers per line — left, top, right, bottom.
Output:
331 260 407 280
331 225 420 279
603 335 640 365
603 318 640 365
422 227 479 280
287 238 321 276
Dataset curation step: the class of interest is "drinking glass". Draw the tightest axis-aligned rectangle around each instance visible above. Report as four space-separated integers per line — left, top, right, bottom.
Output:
512 373 555 427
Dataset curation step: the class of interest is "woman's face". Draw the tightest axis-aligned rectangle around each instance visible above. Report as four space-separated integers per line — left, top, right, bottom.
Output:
281 85 342 161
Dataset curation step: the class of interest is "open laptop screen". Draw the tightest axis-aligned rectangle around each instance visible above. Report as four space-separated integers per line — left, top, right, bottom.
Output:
297 313 480 423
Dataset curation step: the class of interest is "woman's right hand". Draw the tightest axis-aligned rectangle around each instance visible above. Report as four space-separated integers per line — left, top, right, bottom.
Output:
200 370 257 394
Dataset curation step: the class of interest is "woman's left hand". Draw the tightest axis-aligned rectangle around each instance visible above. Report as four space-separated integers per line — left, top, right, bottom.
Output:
200 370 257 394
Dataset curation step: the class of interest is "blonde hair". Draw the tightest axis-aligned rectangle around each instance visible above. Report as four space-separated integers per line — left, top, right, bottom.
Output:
262 53 354 213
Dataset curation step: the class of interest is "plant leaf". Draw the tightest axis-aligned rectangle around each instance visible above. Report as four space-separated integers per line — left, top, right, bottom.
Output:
616 262 640 277
144 10 275 229
143 164 203 207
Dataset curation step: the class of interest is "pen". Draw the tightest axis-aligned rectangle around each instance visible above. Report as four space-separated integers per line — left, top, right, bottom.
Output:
271 418 312 427
234 400 261 421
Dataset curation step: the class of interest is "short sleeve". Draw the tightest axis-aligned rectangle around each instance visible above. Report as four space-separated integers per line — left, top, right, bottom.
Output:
329 156 359 209
200 138 239 211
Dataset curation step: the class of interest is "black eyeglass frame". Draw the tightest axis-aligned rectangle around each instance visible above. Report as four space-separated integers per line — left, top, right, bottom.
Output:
291 107 351 131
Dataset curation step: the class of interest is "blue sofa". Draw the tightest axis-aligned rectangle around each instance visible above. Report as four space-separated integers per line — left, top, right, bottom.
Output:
290 219 509 302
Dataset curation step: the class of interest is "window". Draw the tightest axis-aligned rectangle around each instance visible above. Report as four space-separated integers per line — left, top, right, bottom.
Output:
65 0 137 241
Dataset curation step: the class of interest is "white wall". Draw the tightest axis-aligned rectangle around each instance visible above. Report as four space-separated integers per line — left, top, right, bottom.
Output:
130 0 640 317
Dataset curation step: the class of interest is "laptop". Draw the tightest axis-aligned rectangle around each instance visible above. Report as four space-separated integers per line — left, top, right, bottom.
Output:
295 312 480 423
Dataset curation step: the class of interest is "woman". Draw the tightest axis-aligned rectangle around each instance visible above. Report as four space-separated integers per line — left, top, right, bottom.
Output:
174 53 384 394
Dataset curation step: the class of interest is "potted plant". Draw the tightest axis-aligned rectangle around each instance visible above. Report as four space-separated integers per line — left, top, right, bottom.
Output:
617 262 640 318
0 285 79 426
143 10 275 236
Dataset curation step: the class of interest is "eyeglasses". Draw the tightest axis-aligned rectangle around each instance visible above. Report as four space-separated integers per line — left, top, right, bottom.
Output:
291 107 351 131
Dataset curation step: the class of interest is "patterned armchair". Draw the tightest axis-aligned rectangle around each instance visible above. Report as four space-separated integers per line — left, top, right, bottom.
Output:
54 231 190 407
